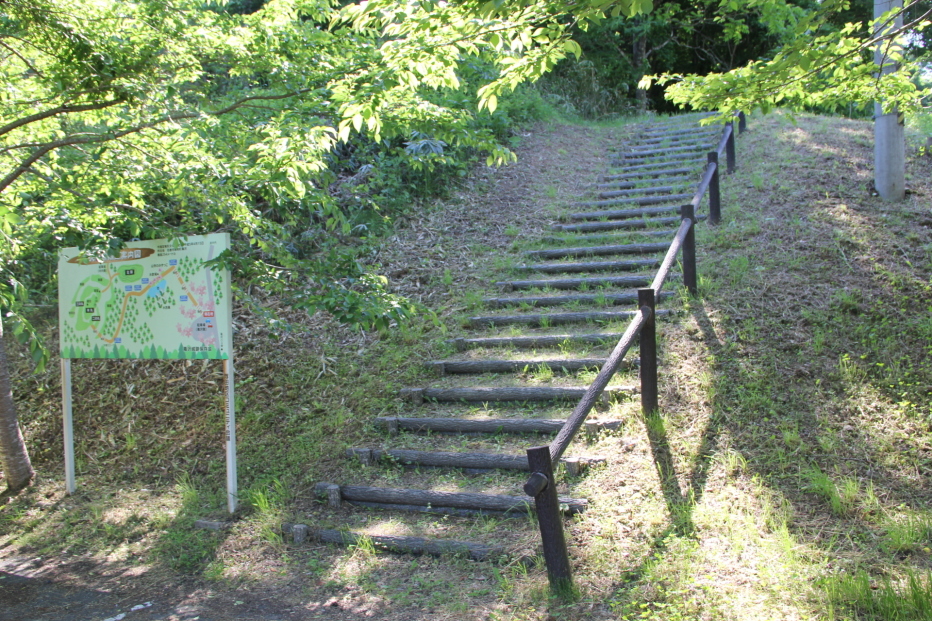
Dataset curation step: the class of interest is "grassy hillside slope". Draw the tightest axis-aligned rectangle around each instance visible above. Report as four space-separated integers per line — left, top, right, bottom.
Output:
2 112 932 620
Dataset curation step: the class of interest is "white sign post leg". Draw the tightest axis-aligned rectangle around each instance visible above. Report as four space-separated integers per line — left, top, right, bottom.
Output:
224 358 237 513
61 358 76 494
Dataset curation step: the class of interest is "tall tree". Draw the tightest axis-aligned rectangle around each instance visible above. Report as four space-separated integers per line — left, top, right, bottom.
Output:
0 319 34 491
0 0 586 482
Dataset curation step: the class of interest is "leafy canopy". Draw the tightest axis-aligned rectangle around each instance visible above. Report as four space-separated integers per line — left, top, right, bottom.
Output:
647 0 932 117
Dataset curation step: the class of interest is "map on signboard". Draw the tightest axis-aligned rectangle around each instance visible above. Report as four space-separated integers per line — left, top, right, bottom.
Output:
58 234 233 360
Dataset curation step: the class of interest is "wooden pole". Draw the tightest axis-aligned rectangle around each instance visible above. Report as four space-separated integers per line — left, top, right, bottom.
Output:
725 123 736 173
680 205 698 295
638 288 658 417
525 446 572 591
874 0 905 201
707 152 721 225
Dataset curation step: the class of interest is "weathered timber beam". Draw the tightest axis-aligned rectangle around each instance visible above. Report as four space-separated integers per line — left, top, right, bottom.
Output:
376 416 624 435
570 193 691 210
598 167 691 183
447 333 624 350
282 523 513 561
566 204 682 221
346 448 606 472
399 385 635 403
592 184 677 199
465 308 671 328
482 290 674 309
597 177 690 196
314 483 588 514
609 156 705 170
497 274 652 290
515 258 662 273
425 358 609 374
525 242 668 260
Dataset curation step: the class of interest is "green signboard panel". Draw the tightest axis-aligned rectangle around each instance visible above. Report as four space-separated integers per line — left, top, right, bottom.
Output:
58 234 233 360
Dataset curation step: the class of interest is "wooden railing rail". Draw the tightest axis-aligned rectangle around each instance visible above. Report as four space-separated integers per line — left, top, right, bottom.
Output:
525 112 745 591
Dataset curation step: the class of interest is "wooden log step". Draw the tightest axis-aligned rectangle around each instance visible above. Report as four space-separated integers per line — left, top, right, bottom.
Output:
425 359 610 374
632 140 713 152
600 166 692 182
611 151 705 166
597 180 636 189
497 274 652 290
609 156 705 170
282 523 512 562
377 416 624 435
638 133 717 146
525 242 667 260
640 121 718 131
448 333 625 350
623 144 709 157
314 482 588 514
596 184 680 200
566 203 683 221
553 215 704 234
516 258 661 273
597 175 690 192
466 308 671 328
639 127 719 139
399 385 634 403
542 230 674 243
571 193 691 210
482 290 673 309
339 501 521 518
346 448 606 472
553 218 678 234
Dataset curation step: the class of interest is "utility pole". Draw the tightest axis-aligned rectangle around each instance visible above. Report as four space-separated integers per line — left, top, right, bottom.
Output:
874 0 905 201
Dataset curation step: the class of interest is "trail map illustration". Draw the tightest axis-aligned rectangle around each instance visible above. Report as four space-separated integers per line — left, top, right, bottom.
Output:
58 234 232 360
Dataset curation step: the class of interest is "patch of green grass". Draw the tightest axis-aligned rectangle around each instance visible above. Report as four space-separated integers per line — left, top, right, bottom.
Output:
151 476 227 573
881 511 932 554
822 570 932 620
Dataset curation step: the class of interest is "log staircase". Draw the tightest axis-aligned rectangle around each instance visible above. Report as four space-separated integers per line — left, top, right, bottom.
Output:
284 112 728 569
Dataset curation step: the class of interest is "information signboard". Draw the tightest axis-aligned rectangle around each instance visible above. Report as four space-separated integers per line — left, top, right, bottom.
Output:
57 233 238 512
58 234 232 360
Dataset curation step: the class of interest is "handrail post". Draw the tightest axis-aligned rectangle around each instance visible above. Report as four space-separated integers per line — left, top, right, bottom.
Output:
638 289 658 417
680 204 698 295
726 122 736 173
525 446 572 592
738 111 747 134
707 152 721 225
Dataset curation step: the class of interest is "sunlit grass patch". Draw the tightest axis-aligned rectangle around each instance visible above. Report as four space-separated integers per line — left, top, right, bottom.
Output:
822 570 932 621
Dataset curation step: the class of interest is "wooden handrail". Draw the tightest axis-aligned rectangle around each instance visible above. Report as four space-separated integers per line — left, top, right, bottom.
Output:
526 112 743 591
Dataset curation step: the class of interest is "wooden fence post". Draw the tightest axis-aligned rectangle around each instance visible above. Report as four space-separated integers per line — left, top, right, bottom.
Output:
638 288 658 417
525 446 572 591
738 111 747 134
680 204 697 295
726 122 736 173
707 152 721 225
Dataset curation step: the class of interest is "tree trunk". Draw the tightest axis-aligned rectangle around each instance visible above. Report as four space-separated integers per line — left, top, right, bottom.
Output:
633 33 649 111
0 318 34 491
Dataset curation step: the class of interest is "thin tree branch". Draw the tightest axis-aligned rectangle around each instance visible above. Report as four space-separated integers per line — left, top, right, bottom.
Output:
0 41 44 78
0 89 314 194
0 99 125 139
